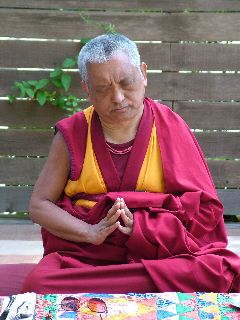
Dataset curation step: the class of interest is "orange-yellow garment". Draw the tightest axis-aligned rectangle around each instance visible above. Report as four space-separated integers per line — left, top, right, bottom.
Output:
64 106 165 209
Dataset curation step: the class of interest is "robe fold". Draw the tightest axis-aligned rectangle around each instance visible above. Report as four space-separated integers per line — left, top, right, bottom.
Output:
22 97 240 294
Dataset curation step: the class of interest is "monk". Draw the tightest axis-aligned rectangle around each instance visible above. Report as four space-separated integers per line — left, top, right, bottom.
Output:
22 33 240 294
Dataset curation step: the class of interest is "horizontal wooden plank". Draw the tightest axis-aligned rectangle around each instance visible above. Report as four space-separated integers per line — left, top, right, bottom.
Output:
1 10 240 41
0 186 239 215
0 69 86 98
146 73 240 100
173 101 240 130
2 70 240 100
218 190 240 216
2 41 240 71
2 100 239 131
0 129 53 156
0 100 68 127
1 0 240 11
207 160 240 188
0 157 45 185
0 187 33 212
0 157 239 187
0 100 171 128
0 40 83 69
0 41 171 70
195 132 240 158
170 43 240 71
1 129 239 159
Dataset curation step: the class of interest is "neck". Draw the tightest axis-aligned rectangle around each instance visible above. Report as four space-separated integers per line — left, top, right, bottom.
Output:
100 111 143 144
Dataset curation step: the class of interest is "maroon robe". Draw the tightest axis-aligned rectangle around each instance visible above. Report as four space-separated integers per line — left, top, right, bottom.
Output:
22 98 240 294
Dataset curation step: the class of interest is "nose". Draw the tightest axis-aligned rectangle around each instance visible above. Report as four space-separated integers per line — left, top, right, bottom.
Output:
111 86 125 104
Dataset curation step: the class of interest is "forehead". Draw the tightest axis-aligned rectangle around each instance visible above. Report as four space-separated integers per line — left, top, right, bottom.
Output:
86 52 138 83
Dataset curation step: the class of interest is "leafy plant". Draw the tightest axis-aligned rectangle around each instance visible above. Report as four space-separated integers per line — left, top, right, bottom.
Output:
8 12 116 114
8 56 80 113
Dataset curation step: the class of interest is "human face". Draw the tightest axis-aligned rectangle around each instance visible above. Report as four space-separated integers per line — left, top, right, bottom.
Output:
81 52 147 125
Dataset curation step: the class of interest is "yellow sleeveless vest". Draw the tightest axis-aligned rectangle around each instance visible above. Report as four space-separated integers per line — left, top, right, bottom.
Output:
64 106 165 208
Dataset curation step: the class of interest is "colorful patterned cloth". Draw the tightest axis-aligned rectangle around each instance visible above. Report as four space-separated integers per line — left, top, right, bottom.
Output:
1 292 240 319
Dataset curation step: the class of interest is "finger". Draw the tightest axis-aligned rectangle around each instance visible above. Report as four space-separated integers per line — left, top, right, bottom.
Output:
119 199 132 218
126 210 133 220
117 223 127 234
107 201 121 218
106 209 121 226
119 198 125 210
123 204 133 220
120 209 133 227
104 221 119 236
117 222 131 235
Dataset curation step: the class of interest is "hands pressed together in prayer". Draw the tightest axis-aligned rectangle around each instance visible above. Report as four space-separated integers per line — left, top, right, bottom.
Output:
88 198 133 245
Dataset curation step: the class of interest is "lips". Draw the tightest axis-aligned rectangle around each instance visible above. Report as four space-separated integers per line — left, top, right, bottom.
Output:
113 105 128 111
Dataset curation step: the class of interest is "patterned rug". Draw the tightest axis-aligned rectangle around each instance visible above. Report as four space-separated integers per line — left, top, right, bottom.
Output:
0 292 240 319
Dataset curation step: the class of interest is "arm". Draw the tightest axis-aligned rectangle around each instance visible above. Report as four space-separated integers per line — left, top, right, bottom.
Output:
29 132 121 244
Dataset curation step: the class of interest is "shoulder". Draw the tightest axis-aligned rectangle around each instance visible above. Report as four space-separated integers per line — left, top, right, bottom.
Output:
55 105 94 136
56 108 86 130
144 97 186 126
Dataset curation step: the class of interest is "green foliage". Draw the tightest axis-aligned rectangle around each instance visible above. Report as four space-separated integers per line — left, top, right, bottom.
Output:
8 56 81 113
8 11 117 113
79 10 117 34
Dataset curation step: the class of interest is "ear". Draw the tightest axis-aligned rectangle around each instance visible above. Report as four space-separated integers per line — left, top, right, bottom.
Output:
81 81 90 97
140 62 148 87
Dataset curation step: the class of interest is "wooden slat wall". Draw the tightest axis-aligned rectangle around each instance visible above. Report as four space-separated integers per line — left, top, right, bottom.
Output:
2 42 240 70
1 10 240 41
1 0 240 11
0 0 239 216
1 71 240 101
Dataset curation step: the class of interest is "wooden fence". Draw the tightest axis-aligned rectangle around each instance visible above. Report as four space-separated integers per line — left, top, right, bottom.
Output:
0 0 240 218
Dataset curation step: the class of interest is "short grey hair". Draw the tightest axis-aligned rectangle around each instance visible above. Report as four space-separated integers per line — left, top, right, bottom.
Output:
78 33 141 83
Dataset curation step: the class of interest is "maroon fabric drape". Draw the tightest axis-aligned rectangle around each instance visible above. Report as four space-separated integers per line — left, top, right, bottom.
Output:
22 98 240 294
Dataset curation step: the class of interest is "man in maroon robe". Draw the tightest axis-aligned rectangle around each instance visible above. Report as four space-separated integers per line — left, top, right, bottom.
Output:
22 34 240 294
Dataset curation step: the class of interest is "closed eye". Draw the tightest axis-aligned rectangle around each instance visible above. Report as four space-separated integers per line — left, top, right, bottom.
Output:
120 78 135 88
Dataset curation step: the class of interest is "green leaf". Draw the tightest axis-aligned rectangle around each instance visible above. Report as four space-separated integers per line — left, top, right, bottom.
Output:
35 79 49 90
50 68 62 78
14 82 26 98
80 38 91 44
27 80 38 86
79 12 91 24
25 88 34 98
61 73 71 91
51 78 63 88
48 91 57 101
36 91 47 106
99 23 116 34
22 81 32 89
53 96 66 109
8 95 16 104
50 99 58 106
72 101 78 107
62 57 77 69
